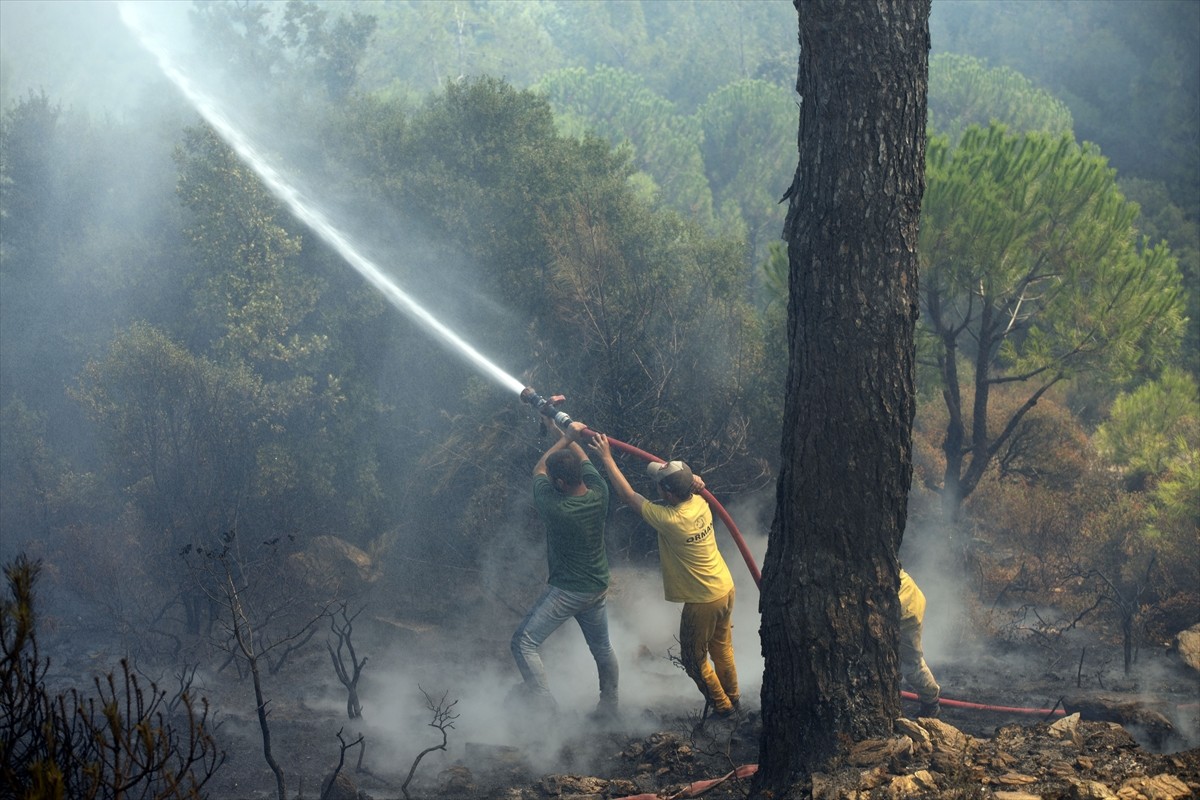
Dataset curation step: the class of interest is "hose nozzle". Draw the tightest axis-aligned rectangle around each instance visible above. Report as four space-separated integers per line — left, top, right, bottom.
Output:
520 386 573 429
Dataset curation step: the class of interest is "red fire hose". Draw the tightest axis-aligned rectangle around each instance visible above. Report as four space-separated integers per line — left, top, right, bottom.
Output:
581 427 763 588
900 690 1065 716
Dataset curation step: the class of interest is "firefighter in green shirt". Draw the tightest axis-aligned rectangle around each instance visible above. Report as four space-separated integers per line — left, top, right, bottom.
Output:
510 420 619 720
590 434 740 718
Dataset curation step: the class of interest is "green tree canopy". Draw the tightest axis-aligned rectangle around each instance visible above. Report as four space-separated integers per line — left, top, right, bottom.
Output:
1095 367 1199 488
920 123 1185 519
696 79 794 269
536 66 713 226
72 323 267 547
175 124 327 374
928 53 1074 142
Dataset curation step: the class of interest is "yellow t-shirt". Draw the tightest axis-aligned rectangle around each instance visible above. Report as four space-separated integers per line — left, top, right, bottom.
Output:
899 569 926 624
640 494 734 604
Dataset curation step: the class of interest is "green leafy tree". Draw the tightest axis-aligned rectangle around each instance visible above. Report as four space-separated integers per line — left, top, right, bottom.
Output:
279 0 377 102
553 1 796 110
361 1 566 94
0 91 59 278
1120 178 1200 377
175 124 326 372
919 123 1185 523
928 53 1074 142
537 180 771 484
72 323 269 633
0 401 71 549
695 79 794 270
0 90 183 473
1143 446 1199 619
537 66 714 225
931 0 1200 217
1095 367 1199 489
174 123 397 545
325 77 777 574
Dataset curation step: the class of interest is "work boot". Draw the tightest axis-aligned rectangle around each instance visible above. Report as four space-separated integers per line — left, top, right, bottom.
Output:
504 682 558 721
587 702 621 730
710 697 740 720
918 699 940 719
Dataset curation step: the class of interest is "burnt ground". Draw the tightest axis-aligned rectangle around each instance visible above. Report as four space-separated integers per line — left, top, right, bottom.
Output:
157 643 1200 800
37 581 1200 800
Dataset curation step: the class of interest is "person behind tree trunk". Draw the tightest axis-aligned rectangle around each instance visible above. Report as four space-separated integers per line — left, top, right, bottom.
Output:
590 434 740 718
510 420 619 722
899 568 941 717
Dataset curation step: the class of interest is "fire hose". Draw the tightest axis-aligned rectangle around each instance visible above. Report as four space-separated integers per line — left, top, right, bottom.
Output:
520 388 1072 720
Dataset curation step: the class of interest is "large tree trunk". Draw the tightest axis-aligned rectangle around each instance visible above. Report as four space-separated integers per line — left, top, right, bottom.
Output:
754 0 929 789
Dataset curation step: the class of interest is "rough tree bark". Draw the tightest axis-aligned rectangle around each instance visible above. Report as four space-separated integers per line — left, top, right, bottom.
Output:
754 0 929 790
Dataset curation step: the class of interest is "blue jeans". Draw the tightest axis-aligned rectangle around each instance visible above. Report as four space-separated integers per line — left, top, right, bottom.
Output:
511 585 619 710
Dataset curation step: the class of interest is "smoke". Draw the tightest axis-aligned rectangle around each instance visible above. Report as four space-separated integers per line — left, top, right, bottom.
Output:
319 487 773 781
305 567 732 781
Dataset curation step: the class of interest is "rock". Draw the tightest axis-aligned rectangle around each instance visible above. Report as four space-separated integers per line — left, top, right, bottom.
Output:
919 718 976 756
847 736 914 768
809 772 832 800
1176 623 1200 672
1116 773 1193 800
489 789 537 800
857 766 888 790
886 769 938 799
993 793 1044 800
812 768 886 800
605 779 640 797
289 534 381 594
1068 778 1119 799
1050 712 1084 746
997 772 1039 786
465 742 526 770
894 718 933 754
1062 696 1175 749
439 765 475 794
540 774 607 797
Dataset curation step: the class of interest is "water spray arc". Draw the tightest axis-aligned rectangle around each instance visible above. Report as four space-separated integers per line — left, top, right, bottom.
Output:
117 2 524 396
117 4 763 584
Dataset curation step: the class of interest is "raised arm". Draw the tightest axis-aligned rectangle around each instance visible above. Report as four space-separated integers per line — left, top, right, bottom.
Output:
534 419 589 476
589 434 647 511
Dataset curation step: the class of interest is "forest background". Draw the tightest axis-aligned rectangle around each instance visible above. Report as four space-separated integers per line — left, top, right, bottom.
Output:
0 0 1197 709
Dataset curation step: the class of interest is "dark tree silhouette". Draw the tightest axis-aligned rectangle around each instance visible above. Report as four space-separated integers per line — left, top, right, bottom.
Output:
755 0 930 788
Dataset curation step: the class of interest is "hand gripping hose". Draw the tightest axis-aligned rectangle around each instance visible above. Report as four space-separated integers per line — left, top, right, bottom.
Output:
520 387 762 588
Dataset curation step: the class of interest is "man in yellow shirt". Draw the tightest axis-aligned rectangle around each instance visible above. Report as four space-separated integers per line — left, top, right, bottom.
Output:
899 568 941 717
590 434 740 718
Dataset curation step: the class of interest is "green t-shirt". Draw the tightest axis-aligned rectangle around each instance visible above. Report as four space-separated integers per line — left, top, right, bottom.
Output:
532 460 610 593
640 493 733 603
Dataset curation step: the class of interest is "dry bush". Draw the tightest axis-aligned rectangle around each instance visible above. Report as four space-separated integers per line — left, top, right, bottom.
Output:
1 555 224 798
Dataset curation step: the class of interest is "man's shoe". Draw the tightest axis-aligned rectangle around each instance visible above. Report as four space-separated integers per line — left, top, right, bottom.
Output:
587 703 621 728
918 699 940 718
712 699 740 719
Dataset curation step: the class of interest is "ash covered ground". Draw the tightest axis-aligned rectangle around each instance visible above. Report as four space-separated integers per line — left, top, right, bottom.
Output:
34 558 1200 800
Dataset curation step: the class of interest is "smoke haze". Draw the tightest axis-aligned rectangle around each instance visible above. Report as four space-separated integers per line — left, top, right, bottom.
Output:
2 4 1196 793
